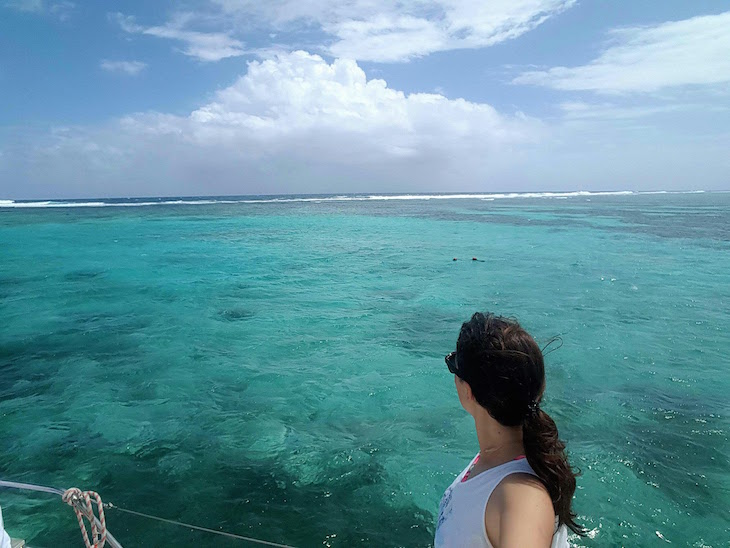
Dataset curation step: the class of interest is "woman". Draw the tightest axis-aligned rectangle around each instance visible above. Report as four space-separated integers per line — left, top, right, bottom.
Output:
435 312 583 547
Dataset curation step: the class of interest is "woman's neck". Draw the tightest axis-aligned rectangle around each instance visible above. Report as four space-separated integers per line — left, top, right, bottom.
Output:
474 409 525 469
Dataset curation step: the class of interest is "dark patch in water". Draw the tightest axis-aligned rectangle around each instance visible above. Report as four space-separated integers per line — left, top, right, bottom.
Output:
614 383 729 521
0 275 37 287
64 269 106 281
0 312 149 398
218 308 255 321
9 445 435 547
384 307 464 358
68 311 153 335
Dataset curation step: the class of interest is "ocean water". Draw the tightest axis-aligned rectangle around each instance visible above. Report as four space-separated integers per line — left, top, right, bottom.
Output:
0 192 728 547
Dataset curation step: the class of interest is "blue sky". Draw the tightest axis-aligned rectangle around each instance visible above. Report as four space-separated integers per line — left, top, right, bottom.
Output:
1 0 729 198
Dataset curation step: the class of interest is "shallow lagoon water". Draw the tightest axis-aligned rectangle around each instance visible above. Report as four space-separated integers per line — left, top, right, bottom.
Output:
1 193 728 546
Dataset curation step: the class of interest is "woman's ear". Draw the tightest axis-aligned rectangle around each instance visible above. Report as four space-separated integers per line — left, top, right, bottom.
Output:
461 379 475 402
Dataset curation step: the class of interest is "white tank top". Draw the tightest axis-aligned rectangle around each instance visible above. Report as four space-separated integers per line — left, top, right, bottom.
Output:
0 504 12 548
434 454 569 548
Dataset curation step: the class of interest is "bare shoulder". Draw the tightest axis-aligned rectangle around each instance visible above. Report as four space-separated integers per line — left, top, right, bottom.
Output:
498 472 553 505
485 473 555 548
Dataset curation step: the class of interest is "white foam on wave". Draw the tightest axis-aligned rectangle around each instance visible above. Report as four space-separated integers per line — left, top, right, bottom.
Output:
0 199 231 208
0 190 708 208
241 190 638 203
638 190 705 195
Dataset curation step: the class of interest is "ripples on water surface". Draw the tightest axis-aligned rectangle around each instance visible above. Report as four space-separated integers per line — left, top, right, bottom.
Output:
1 192 728 546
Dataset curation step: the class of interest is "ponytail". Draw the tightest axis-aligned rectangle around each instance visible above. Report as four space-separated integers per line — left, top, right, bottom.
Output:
523 407 584 535
454 312 584 535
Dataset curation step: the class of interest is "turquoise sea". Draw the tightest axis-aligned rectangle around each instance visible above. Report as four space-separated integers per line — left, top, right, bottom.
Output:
1 192 728 547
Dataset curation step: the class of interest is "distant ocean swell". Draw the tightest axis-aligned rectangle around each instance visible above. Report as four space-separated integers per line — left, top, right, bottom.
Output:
0 190 707 208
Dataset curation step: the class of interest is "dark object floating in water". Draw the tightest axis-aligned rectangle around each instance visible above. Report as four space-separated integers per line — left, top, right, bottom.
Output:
453 257 458 261
472 257 477 261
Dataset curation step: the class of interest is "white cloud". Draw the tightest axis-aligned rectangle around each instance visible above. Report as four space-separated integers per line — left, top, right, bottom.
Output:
332 0 574 62
112 12 246 62
48 0 72 19
198 0 575 62
555 100 730 122
557 101 665 119
184 51 539 146
1 52 544 198
5 0 74 20
100 60 147 76
5 0 43 12
514 11 730 93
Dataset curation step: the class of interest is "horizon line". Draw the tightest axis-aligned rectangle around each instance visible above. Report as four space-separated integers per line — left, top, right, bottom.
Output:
1 189 723 206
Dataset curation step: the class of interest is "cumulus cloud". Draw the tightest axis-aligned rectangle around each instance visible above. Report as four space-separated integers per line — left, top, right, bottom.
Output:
186 51 537 144
514 11 730 93
212 0 575 62
112 12 246 62
1 52 543 198
100 60 147 75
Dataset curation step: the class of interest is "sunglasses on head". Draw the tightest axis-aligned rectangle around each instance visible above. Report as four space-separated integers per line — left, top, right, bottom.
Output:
445 351 459 376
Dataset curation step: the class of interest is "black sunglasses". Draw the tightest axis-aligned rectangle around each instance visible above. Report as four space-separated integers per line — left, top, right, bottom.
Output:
445 351 459 376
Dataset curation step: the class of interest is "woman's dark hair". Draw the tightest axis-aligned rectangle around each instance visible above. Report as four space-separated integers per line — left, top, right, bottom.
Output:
455 312 583 535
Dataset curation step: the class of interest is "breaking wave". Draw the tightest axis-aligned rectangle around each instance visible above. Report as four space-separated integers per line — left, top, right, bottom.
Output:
0 190 705 209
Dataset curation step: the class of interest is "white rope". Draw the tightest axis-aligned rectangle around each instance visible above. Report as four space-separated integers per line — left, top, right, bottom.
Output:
0 480 64 497
0 479 296 548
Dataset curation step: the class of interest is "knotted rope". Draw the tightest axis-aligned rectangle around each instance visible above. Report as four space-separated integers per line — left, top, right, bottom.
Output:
62 487 107 548
1 479 295 547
